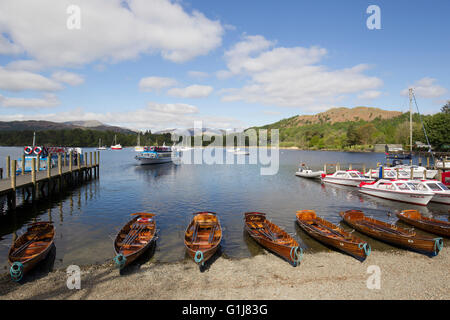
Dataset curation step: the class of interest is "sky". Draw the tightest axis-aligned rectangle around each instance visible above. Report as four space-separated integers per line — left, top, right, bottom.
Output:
0 0 449 132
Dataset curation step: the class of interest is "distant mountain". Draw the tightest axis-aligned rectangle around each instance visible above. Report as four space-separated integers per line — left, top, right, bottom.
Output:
0 120 136 134
260 107 403 129
154 128 243 136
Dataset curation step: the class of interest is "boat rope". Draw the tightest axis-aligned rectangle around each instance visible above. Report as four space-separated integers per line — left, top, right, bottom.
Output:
194 250 204 264
290 246 303 266
10 262 24 282
433 238 443 255
358 242 371 257
113 254 126 269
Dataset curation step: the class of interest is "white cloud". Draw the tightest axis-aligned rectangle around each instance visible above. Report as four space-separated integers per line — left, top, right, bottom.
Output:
262 110 282 115
167 85 213 98
0 34 22 55
52 71 84 86
0 67 62 92
0 103 244 131
357 90 382 100
0 0 224 67
0 93 60 108
139 76 178 91
401 77 447 98
188 71 209 79
219 35 383 110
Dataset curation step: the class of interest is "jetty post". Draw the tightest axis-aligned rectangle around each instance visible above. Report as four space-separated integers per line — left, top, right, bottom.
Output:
410 167 414 180
9 160 17 209
6 156 10 178
349 163 352 170
21 154 25 175
31 158 36 200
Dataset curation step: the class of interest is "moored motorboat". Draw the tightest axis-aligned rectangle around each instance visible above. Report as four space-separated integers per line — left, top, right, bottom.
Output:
340 210 443 256
321 170 374 187
113 213 157 269
296 210 370 260
392 164 438 179
417 180 450 205
435 158 450 170
244 212 303 266
396 210 450 237
8 222 55 281
295 164 324 179
184 212 222 267
358 179 435 206
364 167 410 180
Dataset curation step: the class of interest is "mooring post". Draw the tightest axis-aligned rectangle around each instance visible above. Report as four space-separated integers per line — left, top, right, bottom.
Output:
47 154 52 178
37 154 41 171
369 168 373 179
58 154 62 175
362 164 366 175
94 152 97 178
31 158 36 200
349 163 352 170
423 169 427 180
323 164 327 174
418 155 422 166
63 152 67 168
21 154 25 175
396 167 399 179
85 152 88 167
438 169 442 183
0 167 2 180
410 167 414 180
10 160 17 210
6 156 10 178
427 157 430 169
381 166 385 179
69 152 73 172
97 151 100 178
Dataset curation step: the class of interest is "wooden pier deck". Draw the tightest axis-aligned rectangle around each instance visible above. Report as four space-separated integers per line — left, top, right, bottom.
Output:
0 151 100 211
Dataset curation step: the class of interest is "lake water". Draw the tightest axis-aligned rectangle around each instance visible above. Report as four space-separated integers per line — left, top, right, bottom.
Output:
0 147 448 272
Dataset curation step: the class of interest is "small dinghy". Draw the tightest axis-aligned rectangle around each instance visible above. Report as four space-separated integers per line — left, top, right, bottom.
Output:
184 212 222 267
396 210 450 238
244 212 303 266
8 221 55 281
340 210 443 256
296 210 370 260
113 213 157 269
295 164 324 179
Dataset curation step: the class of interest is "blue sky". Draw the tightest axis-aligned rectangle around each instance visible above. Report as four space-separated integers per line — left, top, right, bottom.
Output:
0 0 448 131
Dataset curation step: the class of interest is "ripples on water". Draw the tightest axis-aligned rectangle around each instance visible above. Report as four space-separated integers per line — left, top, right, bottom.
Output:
0 147 448 271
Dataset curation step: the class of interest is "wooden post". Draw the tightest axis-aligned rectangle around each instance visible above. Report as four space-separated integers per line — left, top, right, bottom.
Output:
418 155 422 166
6 156 11 178
21 154 25 175
410 167 414 180
337 162 340 172
427 157 430 169
58 154 62 175
0 167 2 180
381 166 385 179
423 169 427 180
396 168 399 179
31 158 36 200
89 152 92 168
349 163 352 170
323 164 327 174
85 152 88 167
369 168 373 179
37 154 41 172
78 153 81 169
11 160 16 190
94 152 97 178
63 152 67 167
438 169 442 182
47 154 52 178
69 152 73 172
362 164 366 175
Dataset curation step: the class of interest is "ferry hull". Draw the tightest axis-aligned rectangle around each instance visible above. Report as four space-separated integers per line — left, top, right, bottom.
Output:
136 157 173 165
322 177 371 187
431 193 450 205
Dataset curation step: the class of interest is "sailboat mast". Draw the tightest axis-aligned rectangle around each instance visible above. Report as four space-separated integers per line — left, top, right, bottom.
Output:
409 88 413 154
32 131 36 147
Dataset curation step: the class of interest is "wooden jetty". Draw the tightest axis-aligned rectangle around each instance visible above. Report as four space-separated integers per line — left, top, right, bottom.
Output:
0 151 100 211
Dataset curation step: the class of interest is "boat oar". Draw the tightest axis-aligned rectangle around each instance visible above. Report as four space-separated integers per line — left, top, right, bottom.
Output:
11 227 51 257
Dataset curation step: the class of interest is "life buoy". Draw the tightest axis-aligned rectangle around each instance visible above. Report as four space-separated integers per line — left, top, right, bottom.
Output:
24 146 33 154
33 146 43 155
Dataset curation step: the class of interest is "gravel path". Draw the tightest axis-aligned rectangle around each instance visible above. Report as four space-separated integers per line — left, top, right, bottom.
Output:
1 248 448 300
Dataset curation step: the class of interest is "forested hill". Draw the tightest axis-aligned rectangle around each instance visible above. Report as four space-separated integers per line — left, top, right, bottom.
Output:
251 105 450 151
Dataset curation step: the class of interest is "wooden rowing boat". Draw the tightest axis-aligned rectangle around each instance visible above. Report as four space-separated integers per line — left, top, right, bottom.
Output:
184 212 222 267
113 213 157 269
244 212 302 266
340 210 443 256
296 210 370 260
8 221 55 281
396 210 450 238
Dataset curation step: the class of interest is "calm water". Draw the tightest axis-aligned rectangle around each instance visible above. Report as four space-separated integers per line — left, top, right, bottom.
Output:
0 147 448 272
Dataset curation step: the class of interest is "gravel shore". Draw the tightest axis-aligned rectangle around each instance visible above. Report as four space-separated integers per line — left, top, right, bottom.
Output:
1 248 448 300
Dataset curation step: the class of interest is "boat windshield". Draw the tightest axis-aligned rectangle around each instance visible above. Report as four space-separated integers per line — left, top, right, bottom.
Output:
348 172 364 178
395 182 410 190
437 182 449 191
407 182 427 191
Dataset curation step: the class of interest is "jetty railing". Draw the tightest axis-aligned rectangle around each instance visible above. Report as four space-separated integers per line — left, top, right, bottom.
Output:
0 151 100 211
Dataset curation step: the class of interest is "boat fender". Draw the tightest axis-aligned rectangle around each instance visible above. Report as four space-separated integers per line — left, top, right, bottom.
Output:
10 262 24 282
194 250 204 264
113 254 126 269
24 146 33 154
433 238 443 255
321 173 326 179
33 146 43 155
290 246 303 266
358 242 371 257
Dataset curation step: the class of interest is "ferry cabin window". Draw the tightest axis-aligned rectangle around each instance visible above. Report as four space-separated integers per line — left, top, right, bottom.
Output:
335 172 346 177
379 183 392 189
349 172 359 178
437 182 449 191
426 183 442 191
396 183 410 191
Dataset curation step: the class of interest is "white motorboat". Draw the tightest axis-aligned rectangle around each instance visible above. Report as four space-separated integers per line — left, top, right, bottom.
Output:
135 146 175 165
295 164 324 179
321 170 375 187
358 179 435 206
418 180 450 205
392 165 437 179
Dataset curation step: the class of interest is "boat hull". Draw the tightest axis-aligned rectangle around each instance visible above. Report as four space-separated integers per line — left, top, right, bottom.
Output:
396 211 450 238
322 177 369 187
359 188 433 206
296 171 323 178
340 210 443 256
136 157 174 165
431 193 450 205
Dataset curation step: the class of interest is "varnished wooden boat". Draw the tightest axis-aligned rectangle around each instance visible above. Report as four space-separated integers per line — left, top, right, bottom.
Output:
296 210 370 260
8 221 55 281
396 210 450 238
340 210 443 256
244 212 303 266
113 213 157 269
184 212 222 266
